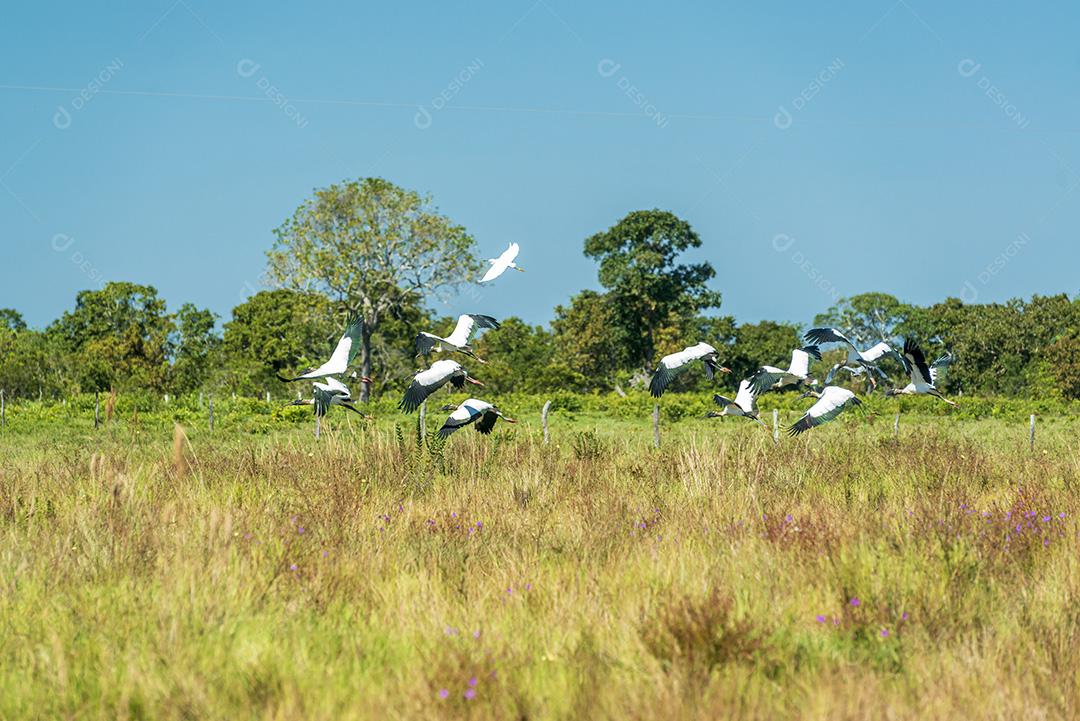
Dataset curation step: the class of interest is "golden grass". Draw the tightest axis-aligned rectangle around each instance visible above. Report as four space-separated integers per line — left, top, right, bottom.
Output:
0 414 1078 720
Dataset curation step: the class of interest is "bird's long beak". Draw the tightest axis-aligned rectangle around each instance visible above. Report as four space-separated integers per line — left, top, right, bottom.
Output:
465 377 485 386
514 265 525 272
503 416 518 423
719 366 732 374
360 376 373 384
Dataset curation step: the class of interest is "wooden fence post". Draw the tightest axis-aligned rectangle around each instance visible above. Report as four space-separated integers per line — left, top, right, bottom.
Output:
1 389 5 430
652 404 660 448
94 391 100 429
772 409 779 446
419 400 427 438
315 415 321 440
1029 414 1035 452
893 411 900 438
542 399 552 444
265 390 270 403
209 397 214 433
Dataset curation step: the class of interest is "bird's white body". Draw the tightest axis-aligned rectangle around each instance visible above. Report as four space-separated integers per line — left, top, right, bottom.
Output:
280 315 364 382
415 314 500 361
399 359 483 413
480 242 523 283
649 342 729 397
891 343 956 405
788 386 862 436
710 379 768 428
749 346 820 394
437 398 516 437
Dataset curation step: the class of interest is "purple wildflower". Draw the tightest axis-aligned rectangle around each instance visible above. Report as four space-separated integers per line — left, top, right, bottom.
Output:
815 615 826 623
473 630 481 639
880 629 890 638
468 677 478 687
464 689 476 700
438 689 449 700
290 563 298 571
850 598 861 607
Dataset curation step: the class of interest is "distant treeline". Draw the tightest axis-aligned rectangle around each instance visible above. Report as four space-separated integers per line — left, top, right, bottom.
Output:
4 285 1079 402
3 180 1078 402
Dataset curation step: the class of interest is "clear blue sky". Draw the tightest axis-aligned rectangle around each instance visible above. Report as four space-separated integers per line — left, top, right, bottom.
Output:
2 1 1078 330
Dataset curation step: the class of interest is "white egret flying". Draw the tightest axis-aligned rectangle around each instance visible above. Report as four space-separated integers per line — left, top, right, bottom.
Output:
480 243 524 283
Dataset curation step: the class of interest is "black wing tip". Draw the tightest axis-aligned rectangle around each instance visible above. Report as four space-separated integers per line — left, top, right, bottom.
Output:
470 314 500 329
276 374 296 383
803 345 822 360
786 419 811 437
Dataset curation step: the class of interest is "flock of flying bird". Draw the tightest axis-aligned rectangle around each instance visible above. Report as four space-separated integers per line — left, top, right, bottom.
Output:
276 240 955 439
277 242 524 438
650 328 955 436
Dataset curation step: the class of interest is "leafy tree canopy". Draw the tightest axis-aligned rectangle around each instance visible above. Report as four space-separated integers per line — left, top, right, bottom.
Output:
266 177 482 400
583 210 721 370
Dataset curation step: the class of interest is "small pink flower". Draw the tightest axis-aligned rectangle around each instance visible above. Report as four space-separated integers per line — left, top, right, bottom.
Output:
437 689 449 700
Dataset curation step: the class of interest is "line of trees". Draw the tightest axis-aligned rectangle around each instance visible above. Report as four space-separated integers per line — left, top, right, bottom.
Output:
3 178 1079 401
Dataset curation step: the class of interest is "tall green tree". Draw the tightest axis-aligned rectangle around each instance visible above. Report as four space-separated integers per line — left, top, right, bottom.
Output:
551 291 629 390
583 210 721 371
47 282 173 393
814 293 912 344
222 290 334 395
726 321 802 383
266 178 482 401
0 308 26 332
170 304 221 395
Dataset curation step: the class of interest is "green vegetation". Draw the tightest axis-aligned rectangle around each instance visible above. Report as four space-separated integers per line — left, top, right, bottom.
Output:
1 407 1077 719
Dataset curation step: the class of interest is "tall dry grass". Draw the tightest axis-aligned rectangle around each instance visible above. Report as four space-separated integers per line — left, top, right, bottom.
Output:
0 415 1078 720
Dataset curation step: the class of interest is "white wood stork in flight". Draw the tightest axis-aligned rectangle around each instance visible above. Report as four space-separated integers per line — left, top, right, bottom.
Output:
787 386 862 436
415 314 500 363
748 345 821 395
887 339 957 405
706 379 768 428
803 327 901 389
398 359 484 414
480 242 524 283
437 399 517 438
277 314 370 383
649 342 731 398
289 377 372 418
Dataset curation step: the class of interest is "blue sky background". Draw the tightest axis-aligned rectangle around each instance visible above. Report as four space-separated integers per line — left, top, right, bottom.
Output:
2 1 1078 330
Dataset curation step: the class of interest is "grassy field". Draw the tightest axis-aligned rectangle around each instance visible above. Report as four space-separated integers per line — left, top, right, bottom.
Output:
1 396 1078 720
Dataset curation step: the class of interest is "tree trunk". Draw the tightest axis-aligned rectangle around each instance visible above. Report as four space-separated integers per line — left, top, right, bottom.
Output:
359 325 373 403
